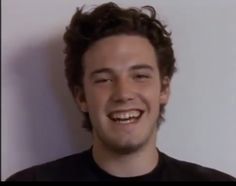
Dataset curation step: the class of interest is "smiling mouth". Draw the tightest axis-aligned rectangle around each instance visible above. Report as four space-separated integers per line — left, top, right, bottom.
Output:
107 109 144 124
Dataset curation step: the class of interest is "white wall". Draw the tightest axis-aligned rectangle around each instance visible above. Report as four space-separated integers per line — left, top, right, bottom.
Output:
2 0 236 180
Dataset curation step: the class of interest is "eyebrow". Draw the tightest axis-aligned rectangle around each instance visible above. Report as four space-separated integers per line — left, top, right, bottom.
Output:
129 64 154 72
90 64 154 78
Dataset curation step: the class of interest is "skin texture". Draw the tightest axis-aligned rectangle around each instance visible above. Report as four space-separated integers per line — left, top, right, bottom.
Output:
75 35 170 177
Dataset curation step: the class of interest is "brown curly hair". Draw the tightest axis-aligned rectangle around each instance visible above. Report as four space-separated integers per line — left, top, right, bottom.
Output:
63 2 176 131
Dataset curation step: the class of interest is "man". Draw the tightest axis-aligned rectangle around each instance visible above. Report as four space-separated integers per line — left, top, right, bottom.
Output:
7 2 235 181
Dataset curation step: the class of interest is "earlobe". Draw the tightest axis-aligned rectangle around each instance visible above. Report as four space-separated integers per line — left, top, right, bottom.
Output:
160 77 170 104
74 86 88 113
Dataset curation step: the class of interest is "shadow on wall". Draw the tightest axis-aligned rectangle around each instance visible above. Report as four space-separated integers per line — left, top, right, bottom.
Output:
47 35 93 152
8 34 92 166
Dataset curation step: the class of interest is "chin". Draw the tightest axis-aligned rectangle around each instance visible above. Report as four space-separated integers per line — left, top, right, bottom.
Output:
95 127 155 155
104 138 147 155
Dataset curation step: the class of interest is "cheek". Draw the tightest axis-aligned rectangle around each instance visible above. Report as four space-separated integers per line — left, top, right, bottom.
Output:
85 86 110 112
143 85 161 112
144 83 161 100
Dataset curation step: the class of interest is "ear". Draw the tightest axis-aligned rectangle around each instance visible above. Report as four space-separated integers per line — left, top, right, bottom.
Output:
160 76 170 105
74 86 88 113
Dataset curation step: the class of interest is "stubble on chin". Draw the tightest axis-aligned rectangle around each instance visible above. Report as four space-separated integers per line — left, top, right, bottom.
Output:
95 130 154 155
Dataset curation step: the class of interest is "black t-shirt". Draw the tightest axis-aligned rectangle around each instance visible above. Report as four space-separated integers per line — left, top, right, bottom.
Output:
6 148 236 181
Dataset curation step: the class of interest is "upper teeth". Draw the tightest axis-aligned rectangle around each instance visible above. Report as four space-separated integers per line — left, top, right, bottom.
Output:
109 110 142 120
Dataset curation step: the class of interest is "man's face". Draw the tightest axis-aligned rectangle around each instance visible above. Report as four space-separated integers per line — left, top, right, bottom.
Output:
76 35 170 154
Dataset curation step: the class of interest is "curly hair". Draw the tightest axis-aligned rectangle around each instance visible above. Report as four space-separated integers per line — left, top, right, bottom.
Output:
63 2 176 131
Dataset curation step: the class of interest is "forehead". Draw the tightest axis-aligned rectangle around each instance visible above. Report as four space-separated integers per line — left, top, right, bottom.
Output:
83 35 158 73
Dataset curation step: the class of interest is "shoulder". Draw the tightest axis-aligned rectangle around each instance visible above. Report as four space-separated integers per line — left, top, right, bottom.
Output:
160 152 236 181
6 149 91 181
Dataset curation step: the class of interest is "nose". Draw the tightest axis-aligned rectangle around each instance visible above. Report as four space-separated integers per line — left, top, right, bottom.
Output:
111 78 135 103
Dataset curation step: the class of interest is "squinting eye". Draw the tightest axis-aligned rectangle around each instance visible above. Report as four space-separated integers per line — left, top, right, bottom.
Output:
94 79 112 84
134 74 151 80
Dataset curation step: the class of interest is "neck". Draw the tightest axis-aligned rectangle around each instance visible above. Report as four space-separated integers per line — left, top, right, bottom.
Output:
92 136 159 177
